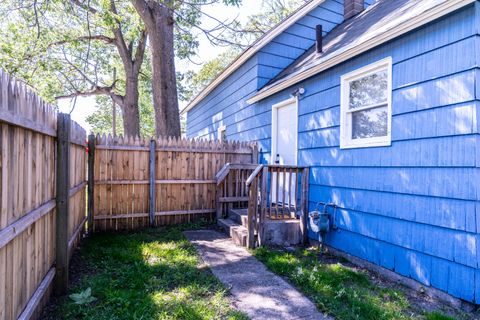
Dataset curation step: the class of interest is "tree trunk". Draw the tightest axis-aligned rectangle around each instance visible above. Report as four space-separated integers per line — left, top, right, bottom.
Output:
120 76 141 137
111 68 141 138
132 1 181 138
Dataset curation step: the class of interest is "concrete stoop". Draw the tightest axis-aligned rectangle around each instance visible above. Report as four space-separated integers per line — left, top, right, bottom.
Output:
218 208 302 247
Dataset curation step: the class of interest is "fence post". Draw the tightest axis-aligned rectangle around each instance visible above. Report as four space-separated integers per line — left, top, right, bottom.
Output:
87 134 95 234
247 177 257 249
149 139 156 227
300 168 309 245
258 166 268 246
55 113 71 296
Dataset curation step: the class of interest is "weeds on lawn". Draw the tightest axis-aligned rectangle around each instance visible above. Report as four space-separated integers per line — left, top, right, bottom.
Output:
46 225 247 320
253 247 459 320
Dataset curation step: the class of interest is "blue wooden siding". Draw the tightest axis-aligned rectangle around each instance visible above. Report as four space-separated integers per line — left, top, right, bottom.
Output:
257 0 345 88
186 1 480 303
186 0 346 139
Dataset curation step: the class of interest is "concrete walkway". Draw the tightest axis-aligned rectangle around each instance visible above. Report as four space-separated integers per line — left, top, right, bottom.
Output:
184 230 329 320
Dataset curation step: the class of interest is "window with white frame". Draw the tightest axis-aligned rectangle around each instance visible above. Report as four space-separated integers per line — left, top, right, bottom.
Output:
340 57 392 149
217 125 227 142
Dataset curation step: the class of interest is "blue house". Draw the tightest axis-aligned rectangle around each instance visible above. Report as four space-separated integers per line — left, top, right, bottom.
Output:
182 0 480 304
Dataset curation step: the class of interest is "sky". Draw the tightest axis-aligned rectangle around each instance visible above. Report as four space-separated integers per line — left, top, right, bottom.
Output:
58 0 264 132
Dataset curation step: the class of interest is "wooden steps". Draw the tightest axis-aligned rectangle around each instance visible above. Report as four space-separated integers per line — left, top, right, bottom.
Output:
217 208 251 247
218 217 248 247
218 208 303 247
229 208 249 226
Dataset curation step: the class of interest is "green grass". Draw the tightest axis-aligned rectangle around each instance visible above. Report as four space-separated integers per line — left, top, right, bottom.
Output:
253 247 457 320
424 312 456 320
49 225 247 320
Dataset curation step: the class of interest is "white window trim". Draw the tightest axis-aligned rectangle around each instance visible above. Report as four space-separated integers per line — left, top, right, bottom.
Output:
217 124 226 141
340 57 392 149
271 97 298 165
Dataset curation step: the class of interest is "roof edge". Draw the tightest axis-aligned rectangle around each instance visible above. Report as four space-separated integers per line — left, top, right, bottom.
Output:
246 0 475 104
180 0 326 115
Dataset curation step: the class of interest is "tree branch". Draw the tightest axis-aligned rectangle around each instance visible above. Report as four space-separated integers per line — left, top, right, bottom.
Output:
55 86 112 99
55 85 124 106
50 35 115 47
70 0 98 14
133 28 147 74
110 0 132 68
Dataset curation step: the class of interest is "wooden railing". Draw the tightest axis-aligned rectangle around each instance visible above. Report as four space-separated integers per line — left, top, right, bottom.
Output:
246 165 309 248
215 163 259 220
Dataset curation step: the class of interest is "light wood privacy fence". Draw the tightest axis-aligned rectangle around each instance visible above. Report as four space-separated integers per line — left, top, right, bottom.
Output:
91 135 257 231
0 70 87 320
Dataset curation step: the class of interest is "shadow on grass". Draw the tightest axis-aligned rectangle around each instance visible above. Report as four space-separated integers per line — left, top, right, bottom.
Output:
46 224 246 320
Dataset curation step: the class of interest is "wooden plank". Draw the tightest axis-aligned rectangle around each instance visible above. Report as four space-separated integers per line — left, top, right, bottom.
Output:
68 181 87 198
67 216 87 254
0 200 55 249
229 163 259 170
219 196 249 202
16 267 55 320
226 168 233 213
158 146 253 154
300 168 309 245
54 113 70 296
294 168 299 214
87 134 95 234
282 169 286 218
95 145 149 151
216 182 223 221
259 166 268 246
149 139 156 227
247 177 257 249
96 145 253 154
94 213 149 220
0 108 56 137
94 179 216 185
155 209 216 216
246 164 263 186
69 137 86 148
288 168 293 215
215 163 230 185
252 143 259 164
275 168 279 219
93 209 217 220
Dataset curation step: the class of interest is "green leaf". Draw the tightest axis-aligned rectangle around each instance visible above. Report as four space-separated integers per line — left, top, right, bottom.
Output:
69 287 97 305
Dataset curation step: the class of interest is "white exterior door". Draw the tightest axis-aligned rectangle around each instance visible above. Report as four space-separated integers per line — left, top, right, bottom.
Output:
272 98 298 205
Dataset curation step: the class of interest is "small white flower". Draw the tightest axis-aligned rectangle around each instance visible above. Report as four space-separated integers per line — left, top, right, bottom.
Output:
296 267 303 276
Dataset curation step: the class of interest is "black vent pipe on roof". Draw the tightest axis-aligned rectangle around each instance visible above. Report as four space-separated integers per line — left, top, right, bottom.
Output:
316 24 323 54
